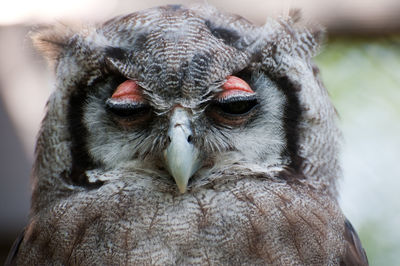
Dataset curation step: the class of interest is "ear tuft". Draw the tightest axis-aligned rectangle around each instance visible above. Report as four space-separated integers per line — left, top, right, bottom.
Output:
309 25 326 47
30 25 74 67
288 9 302 23
289 11 326 49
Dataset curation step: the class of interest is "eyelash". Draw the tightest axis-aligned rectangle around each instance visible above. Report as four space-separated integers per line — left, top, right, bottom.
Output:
105 99 151 117
215 98 258 116
213 95 258 115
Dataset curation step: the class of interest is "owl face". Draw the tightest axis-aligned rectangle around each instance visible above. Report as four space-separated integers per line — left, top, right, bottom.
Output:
80 7 287 193
32 4 336 197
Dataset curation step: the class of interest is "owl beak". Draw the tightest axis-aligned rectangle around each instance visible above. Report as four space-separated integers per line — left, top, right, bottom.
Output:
164 108 201 194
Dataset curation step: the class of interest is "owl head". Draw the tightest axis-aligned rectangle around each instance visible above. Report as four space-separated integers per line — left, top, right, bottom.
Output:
31 5 340 208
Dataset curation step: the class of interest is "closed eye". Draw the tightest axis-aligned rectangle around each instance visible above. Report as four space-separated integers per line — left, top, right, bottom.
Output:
105 79 152 124
105 100 151 117
214 95 258 116
207 76 258 125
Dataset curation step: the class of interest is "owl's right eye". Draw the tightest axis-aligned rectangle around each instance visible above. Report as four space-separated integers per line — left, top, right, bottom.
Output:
105 80 151 121
106 101 151 117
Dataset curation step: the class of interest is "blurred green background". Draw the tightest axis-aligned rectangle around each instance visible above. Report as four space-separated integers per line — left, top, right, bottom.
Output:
316 36 400 265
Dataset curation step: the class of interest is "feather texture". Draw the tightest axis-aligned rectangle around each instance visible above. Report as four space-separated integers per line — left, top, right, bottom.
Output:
9 5 367 265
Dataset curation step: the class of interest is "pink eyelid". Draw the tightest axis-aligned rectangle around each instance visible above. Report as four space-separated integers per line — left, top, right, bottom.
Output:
217 76 254 99
111 80 143 102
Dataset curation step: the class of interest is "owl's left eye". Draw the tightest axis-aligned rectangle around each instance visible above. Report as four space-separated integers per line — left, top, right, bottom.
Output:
105 80 151 121
215 96 258 116
207 76 258 125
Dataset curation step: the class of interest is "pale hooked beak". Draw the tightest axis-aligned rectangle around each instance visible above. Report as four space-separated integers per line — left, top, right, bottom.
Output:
163 108 201 193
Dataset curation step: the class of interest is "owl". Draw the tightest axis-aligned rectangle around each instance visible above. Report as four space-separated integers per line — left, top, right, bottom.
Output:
6 5 368 265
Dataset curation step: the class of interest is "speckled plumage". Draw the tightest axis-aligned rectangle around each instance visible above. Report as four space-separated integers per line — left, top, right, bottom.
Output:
7 5 367 265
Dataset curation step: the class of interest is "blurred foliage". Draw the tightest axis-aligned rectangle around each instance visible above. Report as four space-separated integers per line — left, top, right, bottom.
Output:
316 36 400 114
358 220 399 265
315 35 400 266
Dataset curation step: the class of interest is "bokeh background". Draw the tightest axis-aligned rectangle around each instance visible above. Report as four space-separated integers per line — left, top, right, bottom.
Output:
1 0 399 264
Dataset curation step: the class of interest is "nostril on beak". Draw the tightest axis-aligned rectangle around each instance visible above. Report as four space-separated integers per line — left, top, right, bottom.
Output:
164 107 201 193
